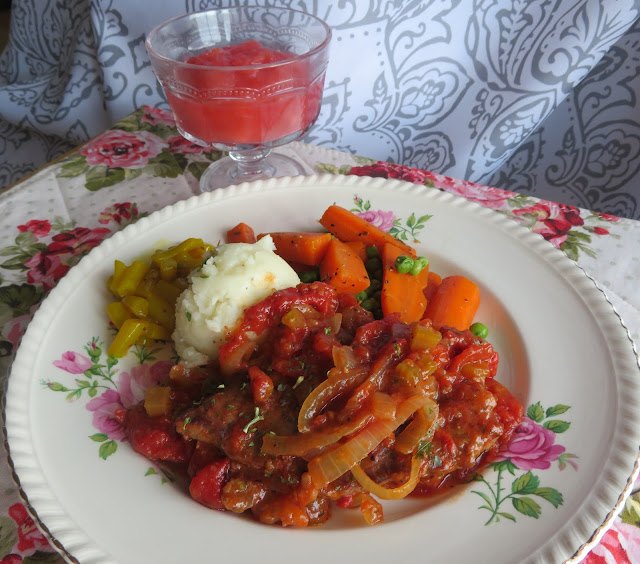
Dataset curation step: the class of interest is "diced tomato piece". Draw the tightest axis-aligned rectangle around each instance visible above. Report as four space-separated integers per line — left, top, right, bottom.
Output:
189 458 231 511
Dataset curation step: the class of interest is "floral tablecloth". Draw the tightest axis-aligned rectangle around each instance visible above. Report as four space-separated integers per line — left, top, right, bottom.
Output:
1 106 639 563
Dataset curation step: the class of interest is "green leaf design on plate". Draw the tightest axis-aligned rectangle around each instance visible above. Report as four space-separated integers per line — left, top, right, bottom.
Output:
534 487 563 508
512 472 539 495
512 496 541 518
546 404 570 417
527 401 545 423
99 440 118 460
543 419 570 433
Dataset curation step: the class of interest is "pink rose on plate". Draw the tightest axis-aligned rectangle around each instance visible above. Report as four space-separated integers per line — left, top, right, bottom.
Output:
82 130 166 169
142 105 176 127
118 360 173 408
53 351 92 374
17 219 51 239
86 389 125 440
496 417 565 471
355 209 396 232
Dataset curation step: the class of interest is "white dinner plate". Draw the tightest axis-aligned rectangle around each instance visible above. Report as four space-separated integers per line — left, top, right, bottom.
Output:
4 175 640 564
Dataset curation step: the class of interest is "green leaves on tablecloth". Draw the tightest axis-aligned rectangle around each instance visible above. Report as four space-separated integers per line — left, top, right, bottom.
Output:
0 516 18 559
56 106 221 190
0 232 46 271
620 492 640 528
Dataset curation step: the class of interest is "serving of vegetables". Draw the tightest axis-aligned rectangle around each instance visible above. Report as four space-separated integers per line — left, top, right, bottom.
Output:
105 204 523 527
106 238 212 357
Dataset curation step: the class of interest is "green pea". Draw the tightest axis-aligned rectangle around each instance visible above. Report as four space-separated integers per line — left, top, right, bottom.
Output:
395 255 414 274
366 245 379 259
299 269 318 283
366 256 382 273
367 279 382 293
470 322 489 339
410 256 429 276
355 290 368 302
361 297 379 312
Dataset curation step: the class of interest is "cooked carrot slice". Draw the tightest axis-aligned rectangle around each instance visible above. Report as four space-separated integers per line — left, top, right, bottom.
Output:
424 275 480 330
319 238 370 294
380 243 428 324
319 205 416 257
226 222 256 244
260 231 333 266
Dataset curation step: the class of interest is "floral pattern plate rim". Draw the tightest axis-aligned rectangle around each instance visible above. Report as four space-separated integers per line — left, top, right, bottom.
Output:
4 174 640 564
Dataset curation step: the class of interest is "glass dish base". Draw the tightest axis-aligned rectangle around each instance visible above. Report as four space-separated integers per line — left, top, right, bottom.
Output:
199 151 307 192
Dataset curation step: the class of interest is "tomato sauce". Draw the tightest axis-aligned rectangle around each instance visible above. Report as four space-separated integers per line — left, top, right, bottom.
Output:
121 282 523 526
168 40 324 146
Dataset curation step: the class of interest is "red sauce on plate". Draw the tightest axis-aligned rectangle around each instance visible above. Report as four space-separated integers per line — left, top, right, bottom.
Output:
121 282 523 526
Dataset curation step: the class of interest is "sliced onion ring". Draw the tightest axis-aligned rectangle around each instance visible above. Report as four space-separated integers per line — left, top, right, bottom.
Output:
351 456 422 500
307 394 431 489
394 399 439 455
262 410 372 459
298 367 368 432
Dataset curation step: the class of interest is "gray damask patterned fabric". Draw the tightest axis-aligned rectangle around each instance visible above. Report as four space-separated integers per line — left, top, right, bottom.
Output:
1 0 639 218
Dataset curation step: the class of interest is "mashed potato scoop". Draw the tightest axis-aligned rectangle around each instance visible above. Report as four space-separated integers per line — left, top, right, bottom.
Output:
173 235 300 367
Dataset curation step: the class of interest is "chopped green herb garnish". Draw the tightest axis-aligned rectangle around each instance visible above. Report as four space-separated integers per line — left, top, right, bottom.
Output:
185 311 192 322
182 417 191 430
242 407 265 433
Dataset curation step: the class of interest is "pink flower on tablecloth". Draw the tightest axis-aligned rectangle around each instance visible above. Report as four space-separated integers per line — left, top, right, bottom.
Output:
168 135 206 154
98 202 141 225
355 209 396 232
142 105 176 127
433 177 516 210
593 226 610 235
598 212 621 222
3 311 34 348
512 201 584 247
583 520 640 564
8 503 51 553
0 554 22 563
349 162 433 184
496 417 565 471
46 226 111 256
81 130 167 169
117 361 173 409
24 226 111 291
53 351 92 374
17 219 51 239
86 389 125 440
24 251 69 291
